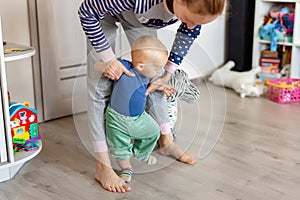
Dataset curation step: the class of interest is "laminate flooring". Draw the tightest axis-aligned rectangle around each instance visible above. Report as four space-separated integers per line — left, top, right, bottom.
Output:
0 82 299 200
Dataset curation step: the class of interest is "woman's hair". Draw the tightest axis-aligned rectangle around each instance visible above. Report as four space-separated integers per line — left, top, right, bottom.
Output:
182 0 228 15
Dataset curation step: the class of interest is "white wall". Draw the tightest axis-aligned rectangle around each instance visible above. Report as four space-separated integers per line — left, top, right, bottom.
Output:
0 1 226 109
0 1 35 106
117 16 227 79
157 16 226 79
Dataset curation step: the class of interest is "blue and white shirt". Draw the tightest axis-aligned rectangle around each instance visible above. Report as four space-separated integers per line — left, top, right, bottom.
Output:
78 0 201 73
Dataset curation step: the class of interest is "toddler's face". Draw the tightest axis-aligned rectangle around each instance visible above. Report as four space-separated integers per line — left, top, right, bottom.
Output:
173 0 218 29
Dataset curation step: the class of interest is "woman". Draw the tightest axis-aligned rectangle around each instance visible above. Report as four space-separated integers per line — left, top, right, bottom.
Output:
78 0 227 193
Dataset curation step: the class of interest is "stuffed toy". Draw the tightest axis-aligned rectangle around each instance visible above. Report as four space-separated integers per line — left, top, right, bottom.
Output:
209 60 266 98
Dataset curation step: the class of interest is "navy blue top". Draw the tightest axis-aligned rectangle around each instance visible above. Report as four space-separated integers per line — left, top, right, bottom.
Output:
110 59 150 116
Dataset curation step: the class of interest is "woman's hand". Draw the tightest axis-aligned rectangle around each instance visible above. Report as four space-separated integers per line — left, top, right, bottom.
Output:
94 59 135 80
146 71 173 95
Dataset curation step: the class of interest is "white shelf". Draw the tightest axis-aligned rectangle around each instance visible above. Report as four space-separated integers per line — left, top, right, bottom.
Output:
0 141 42 169
0 18 8 164
262 0 298 2
13 141 42 165
0 16 42 182
4 42 35 62
0 142 42 182
252 0 300 78
259 39 293 47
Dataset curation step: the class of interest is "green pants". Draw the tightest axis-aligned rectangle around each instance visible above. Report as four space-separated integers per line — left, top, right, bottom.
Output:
106 105 160 161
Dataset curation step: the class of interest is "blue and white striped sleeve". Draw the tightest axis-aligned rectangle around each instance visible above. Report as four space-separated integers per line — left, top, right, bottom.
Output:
165 23 201 73
78 0 135 62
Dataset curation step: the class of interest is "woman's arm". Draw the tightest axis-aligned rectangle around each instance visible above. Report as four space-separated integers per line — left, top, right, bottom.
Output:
78 0 135 62
146 23 201 94
166 23 201 73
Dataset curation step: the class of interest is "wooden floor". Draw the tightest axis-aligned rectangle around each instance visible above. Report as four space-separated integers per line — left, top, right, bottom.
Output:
0 82 299 200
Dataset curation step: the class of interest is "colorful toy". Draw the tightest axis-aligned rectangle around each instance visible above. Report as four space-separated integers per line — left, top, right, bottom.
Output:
9 102 40 154
259 4 294 51
209 60 266 98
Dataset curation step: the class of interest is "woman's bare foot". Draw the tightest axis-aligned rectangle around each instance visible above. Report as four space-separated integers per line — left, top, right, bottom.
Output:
158 134 196 165
95 160 131 192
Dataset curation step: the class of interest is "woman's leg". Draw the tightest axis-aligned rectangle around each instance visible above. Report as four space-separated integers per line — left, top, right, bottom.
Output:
167 69 200 139
146 91 196 165
168 101 178 139
95 152 130 192
167 69 200 103
87 16 131 192
159 70 200 164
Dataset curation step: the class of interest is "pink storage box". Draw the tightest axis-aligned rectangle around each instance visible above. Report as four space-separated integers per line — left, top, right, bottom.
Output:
266 78 300 103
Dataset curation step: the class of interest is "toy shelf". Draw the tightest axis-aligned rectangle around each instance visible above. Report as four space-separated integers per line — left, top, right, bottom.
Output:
3 42 35 62
13 140 42 163
0 17 42 183
0 141 42 177
259 39 293 47
262 0 297 2
252 0 300 78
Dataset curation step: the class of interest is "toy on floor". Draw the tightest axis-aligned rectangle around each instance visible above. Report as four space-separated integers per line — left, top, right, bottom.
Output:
209 60 266 98
9 101 40 154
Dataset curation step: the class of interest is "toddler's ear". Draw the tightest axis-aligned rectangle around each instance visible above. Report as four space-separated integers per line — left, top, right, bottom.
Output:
136 64 144 71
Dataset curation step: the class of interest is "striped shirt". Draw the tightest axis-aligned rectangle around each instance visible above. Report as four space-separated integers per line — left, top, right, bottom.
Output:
78 0 201 73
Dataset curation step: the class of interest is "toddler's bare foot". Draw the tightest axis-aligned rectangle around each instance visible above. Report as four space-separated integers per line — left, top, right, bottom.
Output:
159 135 196 165
95 161 131 193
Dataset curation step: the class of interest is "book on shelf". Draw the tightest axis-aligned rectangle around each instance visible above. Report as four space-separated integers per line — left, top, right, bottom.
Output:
258 71 282 83
261 67 280 74
261 50 279 58
260 57 281 64
259 56 281 74
281 48 292 67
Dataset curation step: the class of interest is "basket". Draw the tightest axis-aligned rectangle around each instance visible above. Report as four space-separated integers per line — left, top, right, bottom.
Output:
266 78 300 103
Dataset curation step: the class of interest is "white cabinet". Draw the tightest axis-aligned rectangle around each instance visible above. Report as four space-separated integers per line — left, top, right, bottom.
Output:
252 0 300 78
28 0 87 121
0 17 42 182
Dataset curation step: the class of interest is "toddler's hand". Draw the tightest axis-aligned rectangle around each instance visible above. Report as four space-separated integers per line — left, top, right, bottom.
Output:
146 71 172 95
162 85 176 98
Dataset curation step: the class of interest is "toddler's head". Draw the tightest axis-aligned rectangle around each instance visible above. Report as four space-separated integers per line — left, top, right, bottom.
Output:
131 35 168 78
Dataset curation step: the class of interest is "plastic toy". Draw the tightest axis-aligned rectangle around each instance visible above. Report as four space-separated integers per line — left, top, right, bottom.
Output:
266 78 300 103
9 102 40 154
259 4 294 51
209 60 266 98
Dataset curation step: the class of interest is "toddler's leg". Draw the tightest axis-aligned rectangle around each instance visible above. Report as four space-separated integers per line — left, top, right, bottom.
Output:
131 112 160 165
133 137 158 165
134 154 158 165
106 105 135 183
117 159 134 183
